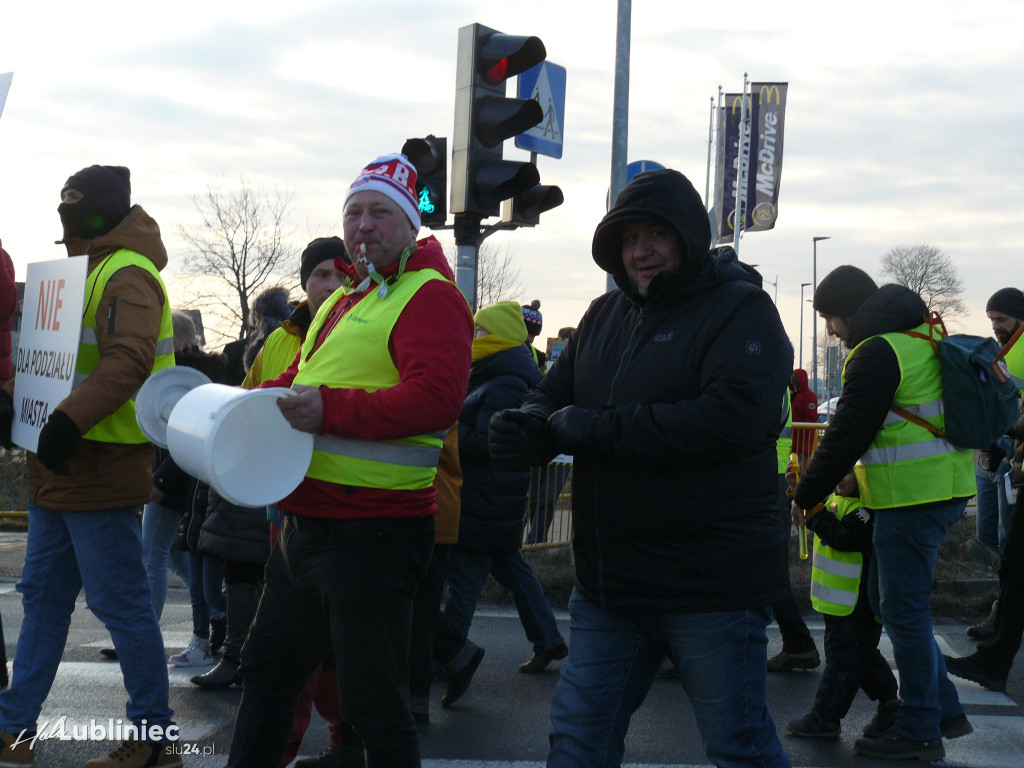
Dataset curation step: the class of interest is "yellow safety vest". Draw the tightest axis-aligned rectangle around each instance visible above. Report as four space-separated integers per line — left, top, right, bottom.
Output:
259 327 302 384
810 494 864 616
75 249 174 443
1004 332 1024 392
293 268 450 491
843 323 975 509
776 391 793 473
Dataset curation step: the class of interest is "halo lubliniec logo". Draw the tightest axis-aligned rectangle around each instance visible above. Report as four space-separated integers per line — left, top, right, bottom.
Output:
13 718 184 749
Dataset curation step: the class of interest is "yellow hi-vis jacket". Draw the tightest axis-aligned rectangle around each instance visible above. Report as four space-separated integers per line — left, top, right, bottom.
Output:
259 327 302 384
75 249 174 443
844 323 975 510
776 391 792 473
293 269 449 491
810 494 864 616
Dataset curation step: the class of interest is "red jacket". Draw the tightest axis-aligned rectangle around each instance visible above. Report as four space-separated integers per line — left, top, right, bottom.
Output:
790 368 818 454
263 236 473 520
0 241 18 384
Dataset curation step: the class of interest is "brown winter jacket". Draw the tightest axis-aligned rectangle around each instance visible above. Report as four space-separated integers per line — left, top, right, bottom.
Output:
3 205 170 510
434 425 462 545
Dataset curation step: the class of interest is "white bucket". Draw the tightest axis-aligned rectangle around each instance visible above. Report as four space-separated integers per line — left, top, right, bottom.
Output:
166 383 314 507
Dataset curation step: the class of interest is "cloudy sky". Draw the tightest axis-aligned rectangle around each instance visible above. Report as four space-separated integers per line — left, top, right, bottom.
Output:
1 0 1020 361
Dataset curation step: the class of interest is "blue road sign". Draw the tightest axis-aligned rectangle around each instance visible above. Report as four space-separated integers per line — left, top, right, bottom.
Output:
606 160 666 210
626 159 665 182
516 62 566 159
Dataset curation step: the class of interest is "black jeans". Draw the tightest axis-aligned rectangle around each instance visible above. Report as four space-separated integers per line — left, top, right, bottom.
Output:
815 583 897 720
409 543 453 700
976 488 1024 674
225 513 435 768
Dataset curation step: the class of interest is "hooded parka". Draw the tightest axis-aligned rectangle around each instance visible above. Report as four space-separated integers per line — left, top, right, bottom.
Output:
521 170 794 612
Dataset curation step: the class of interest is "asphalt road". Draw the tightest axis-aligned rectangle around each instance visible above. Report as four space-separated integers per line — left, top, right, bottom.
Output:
0 579 1021 768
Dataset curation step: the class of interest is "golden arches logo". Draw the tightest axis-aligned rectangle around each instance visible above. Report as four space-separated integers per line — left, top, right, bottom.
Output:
758 85 781 105
730 95 751 115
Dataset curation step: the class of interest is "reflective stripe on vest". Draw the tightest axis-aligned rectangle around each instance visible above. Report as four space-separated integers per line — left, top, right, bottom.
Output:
294 267 451 491
73 329 174 387
76 249 174 444
843 324 975 510
809 495 864 616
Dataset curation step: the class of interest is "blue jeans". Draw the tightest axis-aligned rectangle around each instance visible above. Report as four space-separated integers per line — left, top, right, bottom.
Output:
0 504 174 734
547 589 790 768
445 546 565 652
187 551 225 638
869 501 966 741
975 458 1012 554
141 502 191 620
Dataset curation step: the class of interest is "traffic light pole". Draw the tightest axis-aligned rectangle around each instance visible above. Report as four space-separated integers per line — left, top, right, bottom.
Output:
454 213 482 312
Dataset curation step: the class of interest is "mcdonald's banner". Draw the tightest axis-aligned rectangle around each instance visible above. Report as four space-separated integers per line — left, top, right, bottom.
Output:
746 82 788 232
714 93 747 242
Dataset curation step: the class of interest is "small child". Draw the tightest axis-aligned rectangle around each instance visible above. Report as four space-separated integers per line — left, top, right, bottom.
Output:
786 471 899 740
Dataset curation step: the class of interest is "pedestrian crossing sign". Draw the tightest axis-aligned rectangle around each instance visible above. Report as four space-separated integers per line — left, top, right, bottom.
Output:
516 62 566 159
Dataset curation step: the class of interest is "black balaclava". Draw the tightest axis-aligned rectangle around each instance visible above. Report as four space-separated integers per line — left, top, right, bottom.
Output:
57 165 131 241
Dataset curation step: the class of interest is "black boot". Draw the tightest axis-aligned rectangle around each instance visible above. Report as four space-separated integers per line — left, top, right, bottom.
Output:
192 582 259 689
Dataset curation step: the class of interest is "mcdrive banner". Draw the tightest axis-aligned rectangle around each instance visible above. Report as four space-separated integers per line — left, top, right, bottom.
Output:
746 82 788 232
713 83 788 241
715 93 746 242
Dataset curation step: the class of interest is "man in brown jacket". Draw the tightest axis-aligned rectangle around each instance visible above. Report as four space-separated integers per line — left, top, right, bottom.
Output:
0 166 181 768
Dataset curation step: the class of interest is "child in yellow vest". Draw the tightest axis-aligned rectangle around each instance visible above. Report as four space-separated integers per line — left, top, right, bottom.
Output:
786 471 899 741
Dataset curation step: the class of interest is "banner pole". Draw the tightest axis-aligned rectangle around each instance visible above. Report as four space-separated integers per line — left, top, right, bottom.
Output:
731 73 749 254
704 96 714 208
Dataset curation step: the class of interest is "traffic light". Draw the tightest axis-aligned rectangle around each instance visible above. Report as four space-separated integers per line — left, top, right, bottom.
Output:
401 135 447 229
452 23 548 219
502 182 564 228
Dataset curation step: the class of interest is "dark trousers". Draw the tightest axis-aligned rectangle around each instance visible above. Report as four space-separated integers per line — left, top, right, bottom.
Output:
815 584 897 720
773 475 815 653
409 543 453 699
976 488 1024 674
226 514 435 768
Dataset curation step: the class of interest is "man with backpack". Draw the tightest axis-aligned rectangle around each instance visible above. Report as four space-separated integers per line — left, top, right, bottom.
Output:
789 265 975 762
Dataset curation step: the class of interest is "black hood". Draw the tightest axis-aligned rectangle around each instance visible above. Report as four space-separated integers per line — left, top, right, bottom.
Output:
592 169 712 284
847 284 928 347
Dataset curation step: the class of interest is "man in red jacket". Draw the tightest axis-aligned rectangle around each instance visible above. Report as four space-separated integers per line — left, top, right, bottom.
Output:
224 154 473 768
790 369 818 459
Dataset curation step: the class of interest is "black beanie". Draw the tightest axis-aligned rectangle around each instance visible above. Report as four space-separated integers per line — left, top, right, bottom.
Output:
985 287 1024 320
300 236 348 290
60 165 131 229
813 265 878 318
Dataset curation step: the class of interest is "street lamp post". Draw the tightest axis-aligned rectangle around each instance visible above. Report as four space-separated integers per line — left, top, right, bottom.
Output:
799 282 811 370
811 236 831 393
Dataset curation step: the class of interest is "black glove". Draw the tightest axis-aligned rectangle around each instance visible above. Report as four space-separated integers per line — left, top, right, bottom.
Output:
36 410 81 471
0 390 13 450
488 409 550 466
547 406 597 455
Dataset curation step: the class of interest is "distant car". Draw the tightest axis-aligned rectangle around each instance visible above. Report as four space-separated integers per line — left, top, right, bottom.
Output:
817 396 840 419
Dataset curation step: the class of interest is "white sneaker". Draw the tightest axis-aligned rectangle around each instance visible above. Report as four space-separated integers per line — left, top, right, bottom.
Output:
169 634 213 667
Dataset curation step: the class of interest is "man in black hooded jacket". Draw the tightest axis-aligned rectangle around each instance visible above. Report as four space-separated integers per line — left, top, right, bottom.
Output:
490 169 793 768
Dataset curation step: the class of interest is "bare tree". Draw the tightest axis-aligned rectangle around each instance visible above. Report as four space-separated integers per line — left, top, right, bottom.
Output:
880 244 967 323
177 180 297 344
443 240 523 309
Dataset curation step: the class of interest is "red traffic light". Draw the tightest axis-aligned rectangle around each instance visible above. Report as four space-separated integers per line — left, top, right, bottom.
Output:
478 33 545 85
